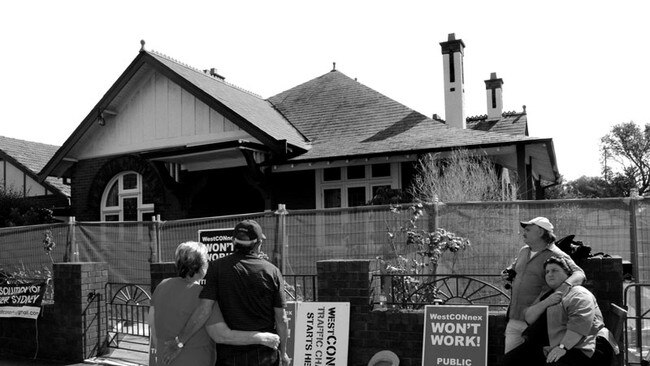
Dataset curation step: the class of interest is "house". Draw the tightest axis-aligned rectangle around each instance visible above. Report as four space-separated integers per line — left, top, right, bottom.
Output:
0 135 70 211
39 34 560 222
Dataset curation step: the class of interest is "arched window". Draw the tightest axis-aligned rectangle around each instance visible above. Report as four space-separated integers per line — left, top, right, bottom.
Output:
100 171 154 221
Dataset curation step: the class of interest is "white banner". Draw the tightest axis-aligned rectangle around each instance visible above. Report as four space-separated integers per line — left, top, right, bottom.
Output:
0 305 42 319
292 302 350 366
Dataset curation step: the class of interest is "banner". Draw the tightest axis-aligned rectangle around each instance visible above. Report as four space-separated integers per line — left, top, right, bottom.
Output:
422 305 489 366
198 228 234 261
292 302 350 366
0 281 47 319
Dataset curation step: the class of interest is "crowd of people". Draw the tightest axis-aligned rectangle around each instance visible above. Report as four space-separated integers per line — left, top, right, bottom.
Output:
146 216 620 366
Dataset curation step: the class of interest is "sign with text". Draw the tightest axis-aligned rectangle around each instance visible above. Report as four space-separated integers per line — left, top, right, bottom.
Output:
422 305 489 366
0 281 47 319
292 302 350 366
286 301 297 361
198 228 234 261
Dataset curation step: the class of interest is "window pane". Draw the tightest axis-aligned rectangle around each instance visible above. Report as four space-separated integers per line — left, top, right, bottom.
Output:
372 185 392 197
105 214 119 222
347 187 366 207
105 181 119 207
123 197 138 221
323 168 341 181
347 165 365 179
371 163 391 177
123 173 137 190
323 189 341 208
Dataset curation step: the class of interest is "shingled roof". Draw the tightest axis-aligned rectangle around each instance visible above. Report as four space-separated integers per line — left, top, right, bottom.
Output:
268 71 546 162
0 136 69 196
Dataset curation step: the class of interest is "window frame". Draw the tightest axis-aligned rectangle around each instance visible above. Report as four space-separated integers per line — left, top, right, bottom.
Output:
100 171 154 221
315 162 400 209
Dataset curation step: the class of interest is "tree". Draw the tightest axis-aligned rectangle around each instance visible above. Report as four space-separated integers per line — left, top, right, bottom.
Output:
408 149 512 203
601 121 650 196
0 188 57 227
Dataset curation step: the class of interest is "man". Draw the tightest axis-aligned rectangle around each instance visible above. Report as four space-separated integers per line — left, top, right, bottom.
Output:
163 220 290 366
502 217 585 354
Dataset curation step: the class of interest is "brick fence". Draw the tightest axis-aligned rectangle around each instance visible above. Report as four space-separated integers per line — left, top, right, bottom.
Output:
0 257 623 365
0 262 108 363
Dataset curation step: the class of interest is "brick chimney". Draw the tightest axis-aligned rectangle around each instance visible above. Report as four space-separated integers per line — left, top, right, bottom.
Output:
440 33 466 129
485 72 504 120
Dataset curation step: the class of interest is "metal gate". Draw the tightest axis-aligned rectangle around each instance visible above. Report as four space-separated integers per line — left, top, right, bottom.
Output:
105 282 151 352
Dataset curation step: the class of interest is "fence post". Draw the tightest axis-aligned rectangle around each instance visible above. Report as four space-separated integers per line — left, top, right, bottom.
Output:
151 214 162 263
67 216 78 262
629 191 643 359
275 204 289 274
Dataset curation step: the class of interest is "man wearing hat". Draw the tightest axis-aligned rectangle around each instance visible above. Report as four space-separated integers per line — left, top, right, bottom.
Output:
502 217 585 354
164 220 289 366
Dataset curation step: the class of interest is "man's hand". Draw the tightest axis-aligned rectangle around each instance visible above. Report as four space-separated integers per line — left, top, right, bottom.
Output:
255 332 280 349
545 345 567 363
280 351 291 366
542 291 563 307
161 339 183 365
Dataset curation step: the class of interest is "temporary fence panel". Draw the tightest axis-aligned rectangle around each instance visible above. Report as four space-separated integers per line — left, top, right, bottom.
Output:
0 222 68 274
0 197 647 283
157 212 279 264
74 222 156 284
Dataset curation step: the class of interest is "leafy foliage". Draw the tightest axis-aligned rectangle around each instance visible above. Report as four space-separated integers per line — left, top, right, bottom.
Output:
600 121 649 196
380 203 471 274
0 188 57 227
375 203 470 308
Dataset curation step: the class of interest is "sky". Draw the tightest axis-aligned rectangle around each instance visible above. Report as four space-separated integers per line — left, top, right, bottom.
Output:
1 1 649 181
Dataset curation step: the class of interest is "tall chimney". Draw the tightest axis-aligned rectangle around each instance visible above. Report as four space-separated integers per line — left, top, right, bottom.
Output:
440 33 466 129
485 72 504 120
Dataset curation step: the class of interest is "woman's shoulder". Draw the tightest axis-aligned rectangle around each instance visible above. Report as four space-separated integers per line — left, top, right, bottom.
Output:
565 285 596 302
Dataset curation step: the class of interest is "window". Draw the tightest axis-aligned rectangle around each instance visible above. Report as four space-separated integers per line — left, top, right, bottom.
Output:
101 171 154 221
347 186 366 207
316 163 399 208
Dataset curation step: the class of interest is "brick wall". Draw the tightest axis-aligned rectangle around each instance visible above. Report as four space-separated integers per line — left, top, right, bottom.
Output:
0 262 108 363
316 257 623 366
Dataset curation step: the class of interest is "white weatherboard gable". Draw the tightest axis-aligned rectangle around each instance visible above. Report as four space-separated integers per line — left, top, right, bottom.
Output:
73 70 258 160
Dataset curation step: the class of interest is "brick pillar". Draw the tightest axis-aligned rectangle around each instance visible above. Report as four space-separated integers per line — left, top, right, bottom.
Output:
150 262 176 293
53 262 108 362
316 259 373 313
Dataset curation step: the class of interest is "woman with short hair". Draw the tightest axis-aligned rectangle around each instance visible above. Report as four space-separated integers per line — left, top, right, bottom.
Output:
148 241 279 366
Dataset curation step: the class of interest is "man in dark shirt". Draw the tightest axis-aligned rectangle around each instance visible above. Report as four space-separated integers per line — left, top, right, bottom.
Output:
201 220 289 365
162 220 290 366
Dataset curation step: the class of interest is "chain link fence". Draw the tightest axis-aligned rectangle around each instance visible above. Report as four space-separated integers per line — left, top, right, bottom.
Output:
1 198 647 282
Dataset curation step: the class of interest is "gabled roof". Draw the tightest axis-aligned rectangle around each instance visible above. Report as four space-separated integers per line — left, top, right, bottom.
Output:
466 111 528 136
147 51 310 151
268 70 549 161
0 136 69 196
41 48 310 179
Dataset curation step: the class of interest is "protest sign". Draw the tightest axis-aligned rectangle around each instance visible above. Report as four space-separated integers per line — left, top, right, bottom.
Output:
292 302 350 366
198 228 234 261
0 281 47 319
422 305 489 366
286 301 297 361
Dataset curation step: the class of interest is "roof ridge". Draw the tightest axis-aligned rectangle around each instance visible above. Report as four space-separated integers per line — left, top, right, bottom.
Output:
148 49 263 99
